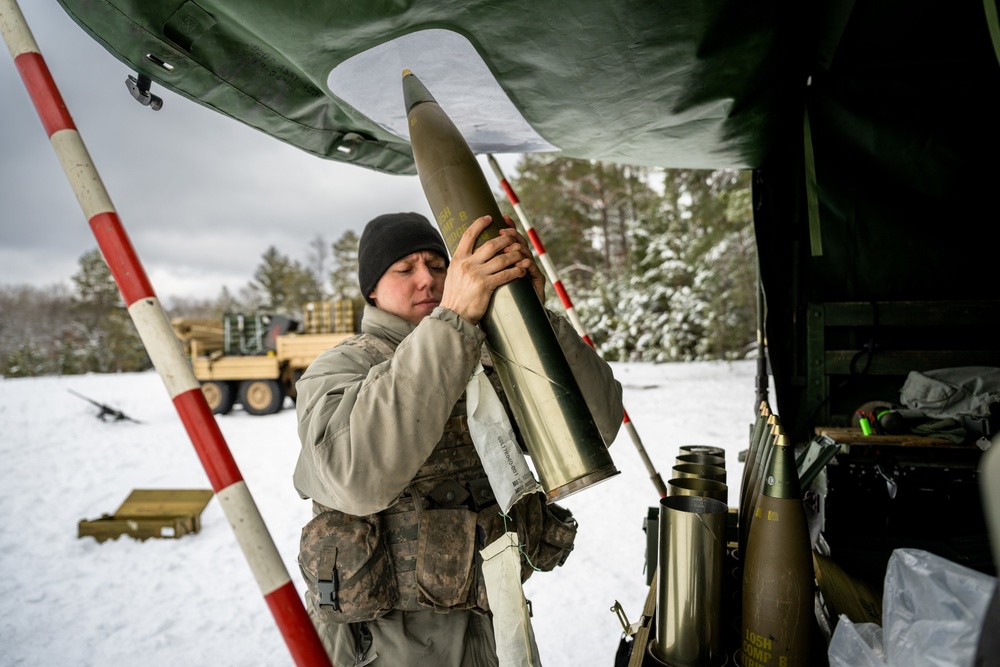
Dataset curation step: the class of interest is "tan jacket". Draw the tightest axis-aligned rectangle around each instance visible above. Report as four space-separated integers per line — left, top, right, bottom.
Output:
293 305 623 515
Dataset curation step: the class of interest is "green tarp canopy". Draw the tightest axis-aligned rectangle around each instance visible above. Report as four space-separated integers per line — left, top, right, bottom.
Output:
55 0 788 174
57 0 1000 440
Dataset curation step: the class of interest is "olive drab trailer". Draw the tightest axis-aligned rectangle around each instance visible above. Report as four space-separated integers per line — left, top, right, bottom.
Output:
171 300 357 416
33 0 1000 665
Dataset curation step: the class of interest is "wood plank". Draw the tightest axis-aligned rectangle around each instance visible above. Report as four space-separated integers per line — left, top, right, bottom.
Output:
822 301 1000 327
824 350 1000 375
628 570 658 667
815 427 956 448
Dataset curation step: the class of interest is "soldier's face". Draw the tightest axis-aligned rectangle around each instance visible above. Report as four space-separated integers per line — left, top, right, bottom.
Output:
369 251 447 324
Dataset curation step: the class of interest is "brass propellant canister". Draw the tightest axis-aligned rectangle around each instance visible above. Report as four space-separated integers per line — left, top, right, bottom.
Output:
740 434 814 667
672 463 727 485
667 476 729 504
402 69 619 502
676 453 727 469
654 494 729 667
679 445 727 459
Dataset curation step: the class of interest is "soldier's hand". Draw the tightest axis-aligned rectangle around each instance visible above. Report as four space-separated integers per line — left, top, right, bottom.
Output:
440 215 536 324
499 215 545 302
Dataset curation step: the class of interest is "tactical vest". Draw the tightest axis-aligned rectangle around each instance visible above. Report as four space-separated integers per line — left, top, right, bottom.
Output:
298 333 578 625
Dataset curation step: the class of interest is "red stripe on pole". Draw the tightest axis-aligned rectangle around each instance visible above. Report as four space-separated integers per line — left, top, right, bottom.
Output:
4 6 334 662
553 281 572 308
88 211 156 305
265 582 332 666
582 333 595 348
498 178 520 205
525 228 546 255
622 409 632 424
14 52 75 136
173 389 244 491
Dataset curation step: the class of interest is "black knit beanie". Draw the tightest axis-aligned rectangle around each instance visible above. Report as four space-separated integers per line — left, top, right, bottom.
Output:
358 212 450 304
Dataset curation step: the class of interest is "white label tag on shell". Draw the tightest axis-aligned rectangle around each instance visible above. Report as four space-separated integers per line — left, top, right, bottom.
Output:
466 363 542 513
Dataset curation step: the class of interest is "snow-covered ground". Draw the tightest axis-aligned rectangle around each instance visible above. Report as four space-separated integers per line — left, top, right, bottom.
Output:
0 359 758 666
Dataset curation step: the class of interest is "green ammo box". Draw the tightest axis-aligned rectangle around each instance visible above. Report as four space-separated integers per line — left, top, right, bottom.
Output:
78 489 215 543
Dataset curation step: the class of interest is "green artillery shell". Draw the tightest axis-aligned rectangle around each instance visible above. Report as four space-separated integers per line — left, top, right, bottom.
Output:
402 69 619 502
741 435 813 667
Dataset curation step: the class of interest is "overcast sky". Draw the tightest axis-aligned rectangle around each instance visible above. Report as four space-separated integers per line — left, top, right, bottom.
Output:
1 5 521 303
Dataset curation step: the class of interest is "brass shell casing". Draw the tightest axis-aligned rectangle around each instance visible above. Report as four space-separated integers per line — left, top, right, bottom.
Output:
676 453 727 469
672 463 727 485
679 444 727 459
667 476 729 504
402 70 619 502
655 495 729 667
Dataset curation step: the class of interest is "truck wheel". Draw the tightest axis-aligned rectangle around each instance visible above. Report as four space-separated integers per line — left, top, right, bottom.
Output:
201 381 236 415
239 379 285 416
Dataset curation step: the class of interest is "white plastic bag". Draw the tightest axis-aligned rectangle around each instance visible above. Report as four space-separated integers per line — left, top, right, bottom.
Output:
827 548 997 667
827 617 885 667
883 548 996 667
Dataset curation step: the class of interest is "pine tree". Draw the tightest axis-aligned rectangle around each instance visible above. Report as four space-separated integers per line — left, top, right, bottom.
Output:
329 230 360 300
0 283 82 377
248 246 322 317
504 155 659 304
307 234 331 298
70 249 150 373
505 158 755 362
664 169 756 358
2 343 49 378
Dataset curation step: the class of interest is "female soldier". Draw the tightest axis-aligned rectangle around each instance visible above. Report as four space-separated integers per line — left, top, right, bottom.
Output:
294 212 623 666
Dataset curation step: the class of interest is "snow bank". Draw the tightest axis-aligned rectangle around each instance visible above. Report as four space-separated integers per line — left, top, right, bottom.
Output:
0 360 756 666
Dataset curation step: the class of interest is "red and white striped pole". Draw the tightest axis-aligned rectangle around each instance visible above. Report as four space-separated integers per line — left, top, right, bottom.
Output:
487 154 668 498
0 3 332 665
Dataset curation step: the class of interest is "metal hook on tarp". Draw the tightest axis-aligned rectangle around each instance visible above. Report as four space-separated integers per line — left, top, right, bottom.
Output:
126 72 163 110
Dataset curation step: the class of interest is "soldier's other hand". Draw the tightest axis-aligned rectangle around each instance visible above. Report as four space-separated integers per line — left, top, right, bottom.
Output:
440 215 535 324
499 215 545 302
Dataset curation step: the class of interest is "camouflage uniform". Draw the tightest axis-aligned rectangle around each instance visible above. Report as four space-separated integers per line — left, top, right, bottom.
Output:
294 305 623 666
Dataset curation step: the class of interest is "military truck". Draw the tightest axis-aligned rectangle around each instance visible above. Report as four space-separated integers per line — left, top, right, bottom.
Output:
171 300 357 416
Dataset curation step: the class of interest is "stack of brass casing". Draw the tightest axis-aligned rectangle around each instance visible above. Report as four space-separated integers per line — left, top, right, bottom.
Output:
669 446 728 504
402 70 619 503
740 432 814 667
679 445 726 458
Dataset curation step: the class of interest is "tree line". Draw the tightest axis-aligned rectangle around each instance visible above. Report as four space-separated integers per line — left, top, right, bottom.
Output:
494 157 756 362
0 159 756 377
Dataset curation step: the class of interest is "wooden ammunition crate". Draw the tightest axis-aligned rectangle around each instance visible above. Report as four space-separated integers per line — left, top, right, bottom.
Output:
78 489 214 543
303 300 355 334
